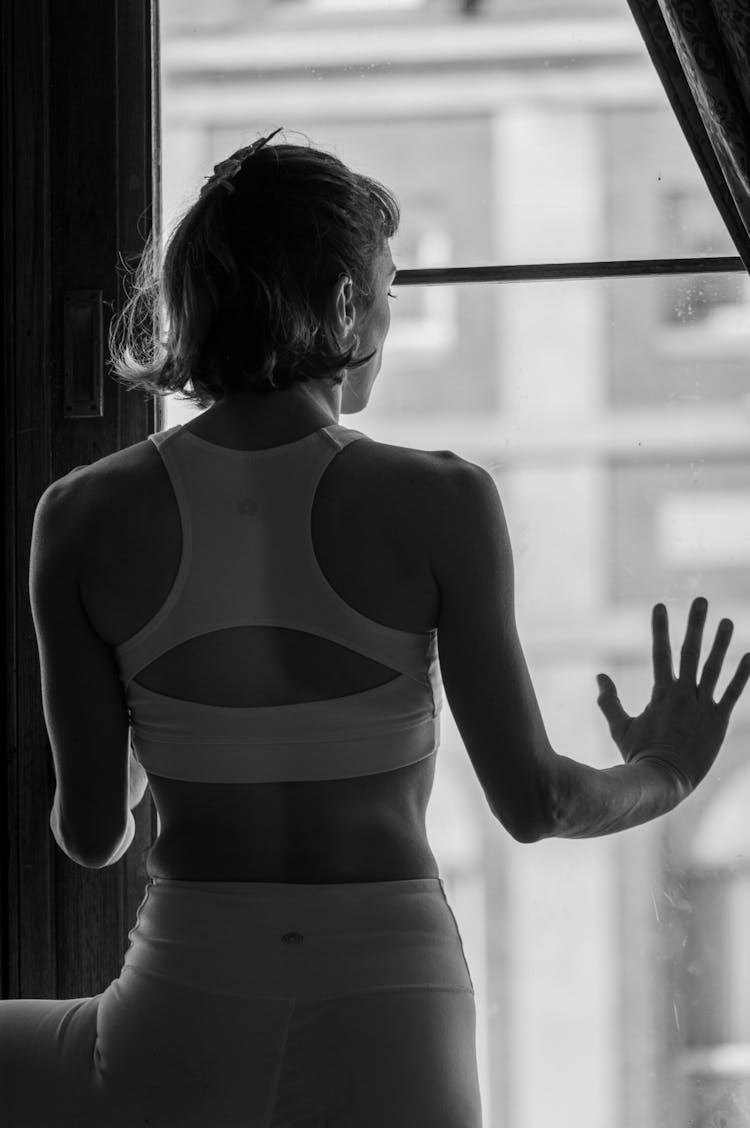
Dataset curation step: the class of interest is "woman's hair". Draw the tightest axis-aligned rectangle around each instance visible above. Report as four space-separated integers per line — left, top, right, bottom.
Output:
109 132 400 409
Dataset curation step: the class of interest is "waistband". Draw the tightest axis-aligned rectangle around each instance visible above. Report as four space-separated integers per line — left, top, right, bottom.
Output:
151 874 443 896
121 877 474 1001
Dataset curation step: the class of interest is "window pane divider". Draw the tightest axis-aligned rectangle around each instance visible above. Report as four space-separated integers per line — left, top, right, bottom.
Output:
395 256 745 286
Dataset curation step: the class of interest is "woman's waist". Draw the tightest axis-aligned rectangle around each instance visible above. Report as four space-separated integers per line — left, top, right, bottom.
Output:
143 754 439 882
145 817 440 883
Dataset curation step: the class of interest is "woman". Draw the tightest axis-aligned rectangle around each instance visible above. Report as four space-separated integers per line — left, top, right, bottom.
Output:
2 130 747 1127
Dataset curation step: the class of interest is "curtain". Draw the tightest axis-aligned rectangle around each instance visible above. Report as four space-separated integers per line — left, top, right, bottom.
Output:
626 0 750 274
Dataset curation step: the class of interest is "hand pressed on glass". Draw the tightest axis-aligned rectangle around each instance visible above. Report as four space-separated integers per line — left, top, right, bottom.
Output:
595 597 750 796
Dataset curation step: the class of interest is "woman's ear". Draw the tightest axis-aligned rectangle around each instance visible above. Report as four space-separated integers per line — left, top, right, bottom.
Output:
332 274 355 336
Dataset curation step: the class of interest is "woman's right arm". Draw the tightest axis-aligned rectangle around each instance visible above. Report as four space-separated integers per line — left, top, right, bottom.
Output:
541 757 685 839
429 457 749 842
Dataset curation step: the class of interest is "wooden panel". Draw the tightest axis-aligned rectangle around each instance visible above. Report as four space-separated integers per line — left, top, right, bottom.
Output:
3 0 56 1003
2 0 157 1001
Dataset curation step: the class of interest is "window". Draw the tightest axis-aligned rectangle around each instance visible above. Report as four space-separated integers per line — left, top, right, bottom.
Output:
159 4 750 1124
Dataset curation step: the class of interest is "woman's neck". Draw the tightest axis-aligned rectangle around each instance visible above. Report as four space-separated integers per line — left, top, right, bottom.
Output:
194 383 342 443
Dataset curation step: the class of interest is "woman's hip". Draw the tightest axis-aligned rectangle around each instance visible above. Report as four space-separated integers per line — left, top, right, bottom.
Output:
121 874 475 1001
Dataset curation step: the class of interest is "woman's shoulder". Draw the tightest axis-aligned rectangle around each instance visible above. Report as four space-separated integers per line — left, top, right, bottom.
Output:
328 433 466 516
51 439 166 529
355 432 455 460
349 433 466 484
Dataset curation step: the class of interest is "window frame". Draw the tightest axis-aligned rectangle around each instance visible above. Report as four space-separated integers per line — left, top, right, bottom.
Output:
394 254 745 288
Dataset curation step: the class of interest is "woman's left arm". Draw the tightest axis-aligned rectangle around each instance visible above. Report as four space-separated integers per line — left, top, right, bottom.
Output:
30 473 140 869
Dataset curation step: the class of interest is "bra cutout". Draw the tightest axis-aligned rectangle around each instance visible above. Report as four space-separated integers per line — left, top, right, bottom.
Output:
131 626 403 708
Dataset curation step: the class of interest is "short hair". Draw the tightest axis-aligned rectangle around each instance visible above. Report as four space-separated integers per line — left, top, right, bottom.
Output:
109 133 400 409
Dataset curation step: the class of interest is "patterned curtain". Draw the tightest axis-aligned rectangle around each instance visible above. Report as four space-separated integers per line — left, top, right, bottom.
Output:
626 0 750 273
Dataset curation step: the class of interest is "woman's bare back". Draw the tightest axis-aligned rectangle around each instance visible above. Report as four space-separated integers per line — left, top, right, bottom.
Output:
77 418 445 882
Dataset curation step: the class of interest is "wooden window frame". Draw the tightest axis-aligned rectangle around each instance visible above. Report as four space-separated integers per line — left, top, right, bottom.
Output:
3 0 158 1000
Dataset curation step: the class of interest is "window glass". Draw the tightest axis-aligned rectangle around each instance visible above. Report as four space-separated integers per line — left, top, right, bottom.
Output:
160 3 750 1124
160 0 737 269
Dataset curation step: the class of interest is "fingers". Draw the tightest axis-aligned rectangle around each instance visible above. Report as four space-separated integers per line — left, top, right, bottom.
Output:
596 673 629 741
652 603 673 689
678 597 707 686
662 597 749 715
698 617 733 699
717 652 750 716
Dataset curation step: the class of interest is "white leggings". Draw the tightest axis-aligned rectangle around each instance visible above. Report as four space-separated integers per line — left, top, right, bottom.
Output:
0 877 482 1127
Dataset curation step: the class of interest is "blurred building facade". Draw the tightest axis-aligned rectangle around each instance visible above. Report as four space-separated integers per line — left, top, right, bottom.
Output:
158 2 750 1125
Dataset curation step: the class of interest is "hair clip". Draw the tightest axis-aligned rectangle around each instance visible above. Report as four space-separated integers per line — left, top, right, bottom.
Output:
200 127 284 198
245 126 284 157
